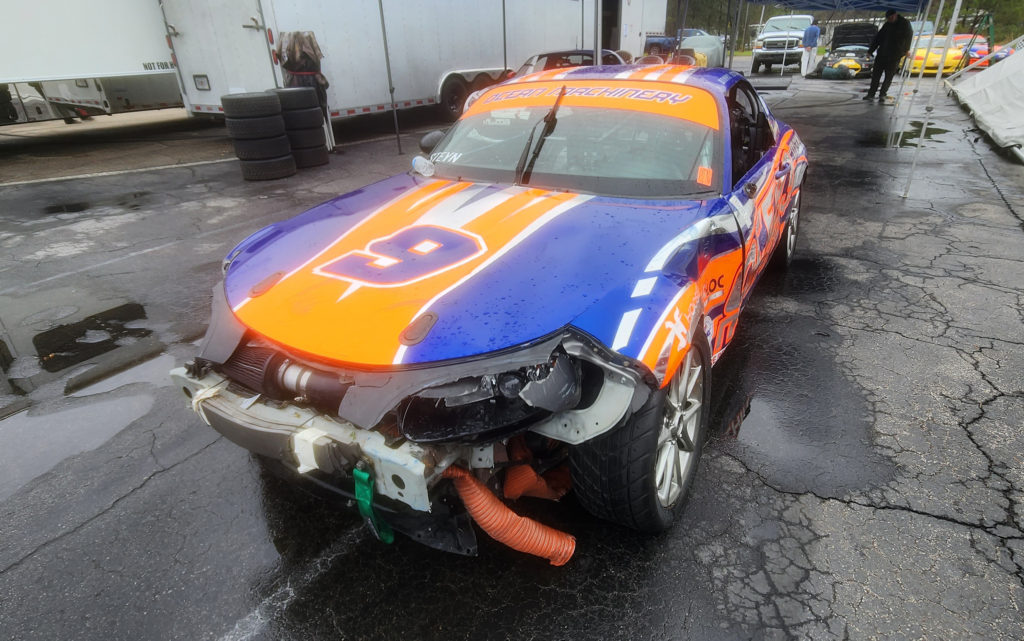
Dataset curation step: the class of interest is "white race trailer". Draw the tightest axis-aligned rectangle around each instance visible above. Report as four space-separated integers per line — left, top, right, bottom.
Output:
0 0 183 124
161 0 599 120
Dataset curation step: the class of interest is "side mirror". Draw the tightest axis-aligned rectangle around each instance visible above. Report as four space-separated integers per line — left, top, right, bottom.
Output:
419 129 446 154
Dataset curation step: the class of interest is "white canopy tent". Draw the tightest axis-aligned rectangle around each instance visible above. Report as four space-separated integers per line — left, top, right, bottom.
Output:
948 45 1024 163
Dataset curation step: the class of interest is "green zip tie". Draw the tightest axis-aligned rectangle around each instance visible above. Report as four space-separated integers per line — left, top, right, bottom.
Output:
353 465 394 544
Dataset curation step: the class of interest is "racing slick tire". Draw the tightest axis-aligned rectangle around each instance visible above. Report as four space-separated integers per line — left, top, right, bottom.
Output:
271 87 319 110
439 76 469 121
239 154 297 181
286 126 327 149
282 106 324 130
569 331 711 533
231 134 291 161
291 145 330 168
769 188 801 271
221 92 282 118
225 115 286 140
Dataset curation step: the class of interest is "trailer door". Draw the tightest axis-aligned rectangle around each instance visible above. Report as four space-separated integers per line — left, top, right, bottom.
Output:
162 0 279 114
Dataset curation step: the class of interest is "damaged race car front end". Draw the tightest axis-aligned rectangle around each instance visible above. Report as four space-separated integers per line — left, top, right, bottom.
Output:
173 65 807 564
172 284 650 564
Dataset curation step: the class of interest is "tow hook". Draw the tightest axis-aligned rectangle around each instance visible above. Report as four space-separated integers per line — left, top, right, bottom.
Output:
354 461 394 544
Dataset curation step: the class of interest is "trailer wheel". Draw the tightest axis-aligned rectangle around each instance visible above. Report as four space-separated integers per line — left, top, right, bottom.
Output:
469 74 492 93
282 107 324 129
231 134 291 161
271 87 319 110
439 77 469 121
221 92 281 118
225 115 286 139
286 127 327 149
291 145 330 168
239 155 297 181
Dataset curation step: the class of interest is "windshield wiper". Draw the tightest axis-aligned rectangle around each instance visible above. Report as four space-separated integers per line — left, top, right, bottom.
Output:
514 85 566 185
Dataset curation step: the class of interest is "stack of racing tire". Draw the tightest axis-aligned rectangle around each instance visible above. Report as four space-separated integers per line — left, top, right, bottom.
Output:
222 92 296 181
272 87 330 169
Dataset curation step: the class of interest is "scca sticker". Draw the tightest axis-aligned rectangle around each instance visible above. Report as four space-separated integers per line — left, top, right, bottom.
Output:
314 225 486 287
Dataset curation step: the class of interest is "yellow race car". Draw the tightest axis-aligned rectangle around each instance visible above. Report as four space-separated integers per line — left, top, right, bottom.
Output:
905 35 967 75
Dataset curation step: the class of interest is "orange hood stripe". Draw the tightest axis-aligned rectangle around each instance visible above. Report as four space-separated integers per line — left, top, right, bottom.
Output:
234 183 590 365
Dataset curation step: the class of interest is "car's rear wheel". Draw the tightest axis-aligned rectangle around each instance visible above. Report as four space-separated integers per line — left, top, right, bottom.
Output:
770 188 801 271
569 332 711 533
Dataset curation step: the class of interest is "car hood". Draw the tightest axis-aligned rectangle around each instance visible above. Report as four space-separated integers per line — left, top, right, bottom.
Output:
761 29 805 39
223 174 717 367
831 23 877 50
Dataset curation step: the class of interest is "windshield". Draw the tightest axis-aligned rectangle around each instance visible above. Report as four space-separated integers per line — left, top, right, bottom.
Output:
427 101 720 198
762 17 812 33
911 20 935 35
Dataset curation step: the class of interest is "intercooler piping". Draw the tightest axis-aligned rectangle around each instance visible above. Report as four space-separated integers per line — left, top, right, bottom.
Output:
443 466 576 566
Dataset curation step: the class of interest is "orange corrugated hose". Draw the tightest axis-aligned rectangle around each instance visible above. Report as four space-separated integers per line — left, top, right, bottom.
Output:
443 465 576 566
503 464 570 500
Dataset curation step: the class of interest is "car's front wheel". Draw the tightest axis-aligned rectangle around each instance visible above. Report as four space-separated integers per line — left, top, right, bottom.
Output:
569 332 711 533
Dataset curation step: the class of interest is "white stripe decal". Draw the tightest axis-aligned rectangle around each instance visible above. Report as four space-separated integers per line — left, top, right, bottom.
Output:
416 185 517 229
644 213 737 273
611 309 643 351
393 193 594 364
670 68 698 84
631 277 658 298
232 181 461 313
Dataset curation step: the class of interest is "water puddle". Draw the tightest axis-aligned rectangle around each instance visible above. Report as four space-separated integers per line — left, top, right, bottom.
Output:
43 202 90 214
857 120 952 148
32 303 151 372
0 394 153 501
898 120 951 147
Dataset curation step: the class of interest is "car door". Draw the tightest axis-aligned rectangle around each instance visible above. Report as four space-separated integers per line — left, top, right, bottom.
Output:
725 80 789 300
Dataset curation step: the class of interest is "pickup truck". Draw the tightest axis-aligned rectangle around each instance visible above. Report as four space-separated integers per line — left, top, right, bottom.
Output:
644 29 711 55
751 14 813 73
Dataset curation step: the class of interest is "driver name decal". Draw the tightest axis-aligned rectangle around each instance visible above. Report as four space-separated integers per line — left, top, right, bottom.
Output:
483 85 694 106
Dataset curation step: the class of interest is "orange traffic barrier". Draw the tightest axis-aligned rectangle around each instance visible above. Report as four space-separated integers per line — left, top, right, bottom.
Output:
443 465 576 566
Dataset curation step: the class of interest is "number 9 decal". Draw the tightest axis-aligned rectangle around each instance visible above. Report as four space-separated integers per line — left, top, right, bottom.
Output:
314 224 486 287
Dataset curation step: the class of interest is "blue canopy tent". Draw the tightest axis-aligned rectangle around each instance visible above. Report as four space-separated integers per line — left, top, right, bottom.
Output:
741 0 924 11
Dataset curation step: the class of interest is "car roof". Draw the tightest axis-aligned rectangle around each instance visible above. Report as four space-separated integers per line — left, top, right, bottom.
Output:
501 64 743 100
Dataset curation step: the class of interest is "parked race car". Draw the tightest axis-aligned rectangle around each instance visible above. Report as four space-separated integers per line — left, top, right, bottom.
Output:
811 22 878 79
953 34 1015 68
511 49 625 78
904 34 1011 75
172 64 807 564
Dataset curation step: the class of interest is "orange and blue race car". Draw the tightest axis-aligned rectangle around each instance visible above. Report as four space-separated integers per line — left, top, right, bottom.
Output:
172 64 807 564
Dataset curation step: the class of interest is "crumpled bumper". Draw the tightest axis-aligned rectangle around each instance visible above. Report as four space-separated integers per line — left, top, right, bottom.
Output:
170 366 479 554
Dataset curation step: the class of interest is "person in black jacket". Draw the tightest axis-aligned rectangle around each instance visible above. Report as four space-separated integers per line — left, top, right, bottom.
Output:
864 9 914 101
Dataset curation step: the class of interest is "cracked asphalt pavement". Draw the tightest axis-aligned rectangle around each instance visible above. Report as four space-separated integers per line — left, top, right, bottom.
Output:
0 76 1022 640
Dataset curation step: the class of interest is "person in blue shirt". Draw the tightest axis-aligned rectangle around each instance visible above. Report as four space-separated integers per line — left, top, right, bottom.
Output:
802 19 821 77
